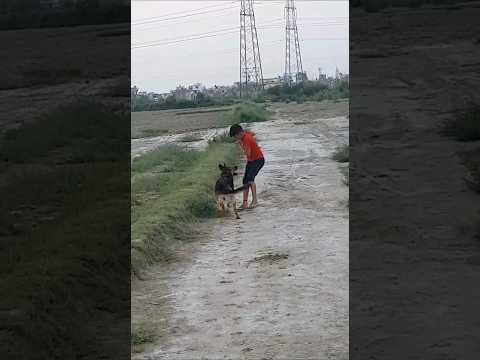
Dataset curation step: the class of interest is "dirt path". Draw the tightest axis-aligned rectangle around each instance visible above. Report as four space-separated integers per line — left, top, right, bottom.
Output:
132 103 349 360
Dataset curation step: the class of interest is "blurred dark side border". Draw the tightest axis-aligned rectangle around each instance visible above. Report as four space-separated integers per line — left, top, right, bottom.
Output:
350 0 480 358
0 1 130 359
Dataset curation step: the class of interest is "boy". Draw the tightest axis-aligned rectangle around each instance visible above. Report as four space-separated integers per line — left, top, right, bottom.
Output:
229 124 265 209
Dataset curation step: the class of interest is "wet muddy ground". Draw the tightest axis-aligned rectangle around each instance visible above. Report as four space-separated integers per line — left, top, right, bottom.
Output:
132 101 349 359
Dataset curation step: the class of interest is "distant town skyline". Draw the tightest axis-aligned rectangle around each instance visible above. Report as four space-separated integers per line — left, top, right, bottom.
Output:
132 65 347 94
132 1 348 93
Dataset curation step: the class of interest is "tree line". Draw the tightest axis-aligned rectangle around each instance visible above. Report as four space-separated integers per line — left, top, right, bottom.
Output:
0 0 129 30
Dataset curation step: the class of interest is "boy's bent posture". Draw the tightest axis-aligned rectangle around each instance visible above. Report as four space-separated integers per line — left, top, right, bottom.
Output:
229 124 265 209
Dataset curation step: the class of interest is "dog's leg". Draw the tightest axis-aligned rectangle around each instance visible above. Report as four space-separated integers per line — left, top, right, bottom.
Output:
233 201 240 219
220 202 225 217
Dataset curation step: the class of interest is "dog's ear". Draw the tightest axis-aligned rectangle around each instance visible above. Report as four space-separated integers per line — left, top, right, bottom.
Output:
218 163 224 171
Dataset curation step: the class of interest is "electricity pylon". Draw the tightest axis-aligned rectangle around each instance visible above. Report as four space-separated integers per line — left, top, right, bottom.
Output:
239 0 264 98
284 0 304 86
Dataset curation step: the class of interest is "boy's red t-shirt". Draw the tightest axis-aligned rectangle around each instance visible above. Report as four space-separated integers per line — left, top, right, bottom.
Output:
239 130 263 161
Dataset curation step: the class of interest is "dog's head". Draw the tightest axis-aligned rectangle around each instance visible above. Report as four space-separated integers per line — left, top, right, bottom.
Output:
218 163 238 177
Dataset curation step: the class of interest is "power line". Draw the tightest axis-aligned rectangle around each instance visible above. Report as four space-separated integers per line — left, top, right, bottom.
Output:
131 0 292 27
167 38 348 60
132 17 346 33
132 4 239 26
132 30 347 50
132 1 236 24
132 20 346 48
132 33 347 51
132 30 240 50
132 18 288 47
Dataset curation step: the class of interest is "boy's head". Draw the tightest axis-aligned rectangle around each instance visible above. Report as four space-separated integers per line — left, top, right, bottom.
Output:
229 124 243 140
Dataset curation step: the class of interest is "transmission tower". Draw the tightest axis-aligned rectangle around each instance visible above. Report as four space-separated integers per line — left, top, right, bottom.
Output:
284 0 304 86
239 0 264 98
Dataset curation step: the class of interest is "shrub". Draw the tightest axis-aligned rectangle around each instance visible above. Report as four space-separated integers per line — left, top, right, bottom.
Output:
332 144 349 163
441 107 480 141
224 102 269 125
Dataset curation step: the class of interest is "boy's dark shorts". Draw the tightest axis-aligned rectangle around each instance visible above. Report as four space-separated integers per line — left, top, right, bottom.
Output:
243 157 265 185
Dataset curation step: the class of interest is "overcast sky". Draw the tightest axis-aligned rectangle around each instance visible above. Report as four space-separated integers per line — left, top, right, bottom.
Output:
132 0 348 93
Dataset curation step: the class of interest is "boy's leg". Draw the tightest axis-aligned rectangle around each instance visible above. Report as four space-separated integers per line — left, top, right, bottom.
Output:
241 186 249 209
241 162 251 209
250 182 258 207
249 158 264 208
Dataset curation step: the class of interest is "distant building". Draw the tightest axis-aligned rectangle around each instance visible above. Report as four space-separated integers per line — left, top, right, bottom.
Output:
173 86 190 101
334 67 349 82
131 86 138 97
205 84 237 99
263 76 282 89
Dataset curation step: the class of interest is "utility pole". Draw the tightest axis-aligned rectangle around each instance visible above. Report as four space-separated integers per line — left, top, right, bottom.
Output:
284 0 304 86
239 0 264 98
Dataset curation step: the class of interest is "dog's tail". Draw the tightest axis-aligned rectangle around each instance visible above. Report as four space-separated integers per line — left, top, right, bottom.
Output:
229 184 250 194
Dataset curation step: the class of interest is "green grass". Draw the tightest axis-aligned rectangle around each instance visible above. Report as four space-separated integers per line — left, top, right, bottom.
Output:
223 102 270 125
1 99 128 163
0 99 130 358
340 165 349 187
460 147 480 194
131 140 239 274
332 144 349 163
132 144 199 174
442 107 480 141
132 325 156 346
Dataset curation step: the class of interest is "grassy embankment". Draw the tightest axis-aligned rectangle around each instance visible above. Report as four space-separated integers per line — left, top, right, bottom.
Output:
0 99 130 359
131 102 269 275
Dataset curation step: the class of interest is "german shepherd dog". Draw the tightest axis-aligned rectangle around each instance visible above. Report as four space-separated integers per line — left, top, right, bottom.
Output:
215 163 248 219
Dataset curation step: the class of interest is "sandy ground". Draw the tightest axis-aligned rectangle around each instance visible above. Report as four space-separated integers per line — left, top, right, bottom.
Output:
132 101 349 359
350 3 480 358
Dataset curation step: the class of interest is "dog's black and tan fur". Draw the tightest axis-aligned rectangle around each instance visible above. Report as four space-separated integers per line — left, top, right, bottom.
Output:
215 163 248 219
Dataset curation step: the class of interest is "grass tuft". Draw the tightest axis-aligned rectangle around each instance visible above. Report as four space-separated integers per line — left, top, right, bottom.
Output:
441 107 480 141
332 144 349 163
223 102 270 125
132 326 156 346
1 99 128 163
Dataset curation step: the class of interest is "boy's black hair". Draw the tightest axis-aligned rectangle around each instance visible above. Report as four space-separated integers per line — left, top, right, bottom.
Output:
229 124 243 137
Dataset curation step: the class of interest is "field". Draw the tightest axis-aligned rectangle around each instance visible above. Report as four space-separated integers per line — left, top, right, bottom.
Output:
0 23 130 359
350 2 480 358
131 106 233 138
0 23 130 134
131 100 346 139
